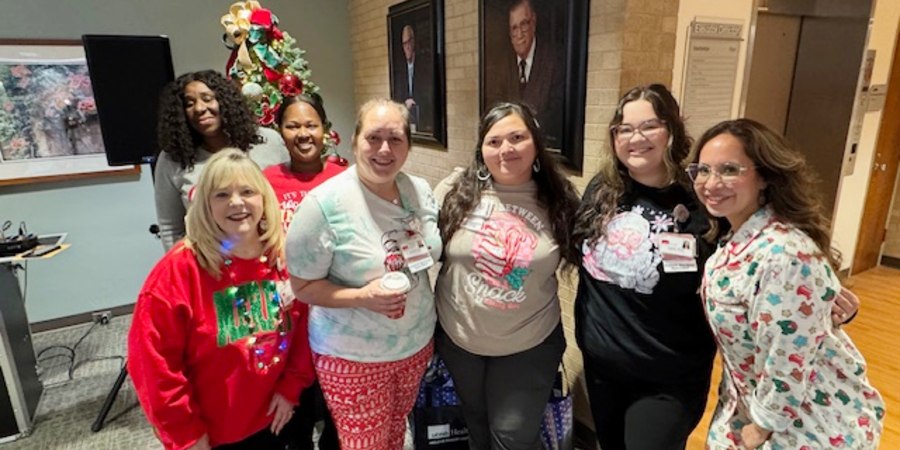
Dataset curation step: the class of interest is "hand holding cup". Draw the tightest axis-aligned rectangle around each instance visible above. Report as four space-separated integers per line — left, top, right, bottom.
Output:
357 272 409 318
380 272 410 319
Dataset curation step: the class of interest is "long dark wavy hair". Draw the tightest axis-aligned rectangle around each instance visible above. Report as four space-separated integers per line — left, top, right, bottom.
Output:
689 119 841 270
156 70 261 170
439 102 580 266
573 84 694 249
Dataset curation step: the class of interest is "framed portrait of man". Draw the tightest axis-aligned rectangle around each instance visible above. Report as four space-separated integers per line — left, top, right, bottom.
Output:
479 0 589 170
388 0 447 147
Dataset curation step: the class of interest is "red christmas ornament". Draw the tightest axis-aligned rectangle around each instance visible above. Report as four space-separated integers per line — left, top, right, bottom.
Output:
260 101 279 126
279 73 302 96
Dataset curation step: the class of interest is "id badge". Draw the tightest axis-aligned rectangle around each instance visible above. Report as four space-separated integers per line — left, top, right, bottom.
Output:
274 279 296 305
658 232 698 273
658 232 696 257
461 201 493 232
662 258 698 273
400 233 434 273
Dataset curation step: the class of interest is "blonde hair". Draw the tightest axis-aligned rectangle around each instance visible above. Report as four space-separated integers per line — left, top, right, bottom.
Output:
351 98 411 149
183 148 284 277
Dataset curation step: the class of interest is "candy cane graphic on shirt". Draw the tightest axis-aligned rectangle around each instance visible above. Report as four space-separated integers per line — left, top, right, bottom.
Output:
472 211 537 290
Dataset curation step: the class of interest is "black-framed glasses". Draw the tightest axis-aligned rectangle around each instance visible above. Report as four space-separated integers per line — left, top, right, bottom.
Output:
685 162 754 184
610 119 667 141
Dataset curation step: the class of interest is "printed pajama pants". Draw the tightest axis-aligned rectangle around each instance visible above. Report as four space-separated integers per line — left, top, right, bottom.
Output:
314 341 433 450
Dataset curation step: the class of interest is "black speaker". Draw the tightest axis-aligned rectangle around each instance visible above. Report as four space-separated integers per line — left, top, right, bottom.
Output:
82 35 174 166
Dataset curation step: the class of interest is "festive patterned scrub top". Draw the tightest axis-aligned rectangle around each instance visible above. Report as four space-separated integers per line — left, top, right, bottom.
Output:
703 207 884 450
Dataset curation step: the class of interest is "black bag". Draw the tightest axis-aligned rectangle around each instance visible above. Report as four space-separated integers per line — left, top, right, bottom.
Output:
413 355 469 449
0 221 38 257
414 404 469 449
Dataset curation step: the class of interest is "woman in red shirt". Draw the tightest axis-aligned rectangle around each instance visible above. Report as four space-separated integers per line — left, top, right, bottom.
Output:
263 94 347 232
263 94 345 449
129 148 315 450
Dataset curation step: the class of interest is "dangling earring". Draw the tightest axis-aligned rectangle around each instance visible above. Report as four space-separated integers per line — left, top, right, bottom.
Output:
476 167 491 181
758 189 767 206
532 158 541 173
258 218 269 232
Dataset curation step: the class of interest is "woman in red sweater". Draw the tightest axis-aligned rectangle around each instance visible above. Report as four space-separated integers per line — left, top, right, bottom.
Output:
129 148 315 450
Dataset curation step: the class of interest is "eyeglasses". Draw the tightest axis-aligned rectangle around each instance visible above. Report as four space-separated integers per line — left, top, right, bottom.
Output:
685 162 754 184
610 119 667 142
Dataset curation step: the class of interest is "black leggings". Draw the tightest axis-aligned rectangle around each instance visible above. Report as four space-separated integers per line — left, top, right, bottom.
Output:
292 381 339 450
436 324 566 450
583 362 709 450
213 424 288 450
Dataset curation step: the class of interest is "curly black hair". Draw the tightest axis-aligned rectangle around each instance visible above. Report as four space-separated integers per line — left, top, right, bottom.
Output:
156 70 261 170
439 101 581 267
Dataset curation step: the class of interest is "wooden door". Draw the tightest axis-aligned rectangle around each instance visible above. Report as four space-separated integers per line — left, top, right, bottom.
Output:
851 29 900 275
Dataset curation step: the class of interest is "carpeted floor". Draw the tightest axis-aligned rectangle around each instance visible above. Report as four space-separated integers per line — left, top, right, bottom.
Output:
0 315 417 450
0 314 158 449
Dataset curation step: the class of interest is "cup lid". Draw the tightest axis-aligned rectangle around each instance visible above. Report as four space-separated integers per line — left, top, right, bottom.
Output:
381 271 410 292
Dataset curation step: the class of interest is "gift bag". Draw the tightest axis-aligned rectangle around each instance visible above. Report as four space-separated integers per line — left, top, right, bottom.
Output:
413 355 469 449
540 368 573 450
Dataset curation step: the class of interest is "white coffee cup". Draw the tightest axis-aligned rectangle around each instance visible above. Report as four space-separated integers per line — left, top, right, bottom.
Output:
380 272 410 319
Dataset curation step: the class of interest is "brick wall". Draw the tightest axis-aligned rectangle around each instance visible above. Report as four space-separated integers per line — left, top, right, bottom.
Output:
349 0 679 431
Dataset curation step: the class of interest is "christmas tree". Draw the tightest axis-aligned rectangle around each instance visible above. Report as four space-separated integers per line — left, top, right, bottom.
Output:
220 1 341 154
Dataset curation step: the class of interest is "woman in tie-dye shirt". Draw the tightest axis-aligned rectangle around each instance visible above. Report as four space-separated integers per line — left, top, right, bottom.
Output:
286 99 441 450
689 119 884 449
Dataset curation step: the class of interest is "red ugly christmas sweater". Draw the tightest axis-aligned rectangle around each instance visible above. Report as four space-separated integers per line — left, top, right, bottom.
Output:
128 244 314 449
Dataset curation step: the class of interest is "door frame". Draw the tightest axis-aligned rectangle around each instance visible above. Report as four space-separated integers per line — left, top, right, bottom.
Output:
851 26 900 275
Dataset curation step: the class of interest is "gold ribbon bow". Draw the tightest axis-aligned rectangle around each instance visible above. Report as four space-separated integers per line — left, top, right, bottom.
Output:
221 1 261 72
